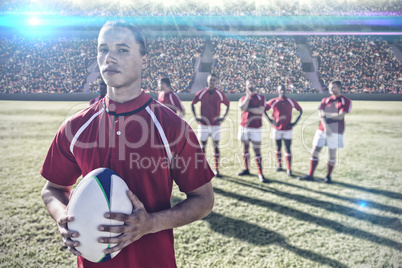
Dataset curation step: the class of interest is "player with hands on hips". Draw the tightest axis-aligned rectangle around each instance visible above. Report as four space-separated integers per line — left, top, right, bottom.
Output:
191 73 230 178
265 85 303 177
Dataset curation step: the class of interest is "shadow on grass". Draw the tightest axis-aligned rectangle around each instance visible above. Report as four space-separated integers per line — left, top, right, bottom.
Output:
172 194 347 267
264 176 402 215
213 186 402 252
204 211 348 268
283 170 402 200
224 176 402 232
332 181 402 200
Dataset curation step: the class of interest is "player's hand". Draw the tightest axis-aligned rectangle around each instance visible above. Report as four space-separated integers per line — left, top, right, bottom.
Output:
98 190 152 254
195 117 203 123
289 122 296 128
215 117 225 124
271 120 278 127
57 214 81 256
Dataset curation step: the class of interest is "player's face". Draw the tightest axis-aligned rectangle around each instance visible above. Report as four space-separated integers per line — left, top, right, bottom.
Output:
159 81 168 91
329 83 340 96
246 80 256 92
207 76 218 89
277 86 285 97
97 26 146 90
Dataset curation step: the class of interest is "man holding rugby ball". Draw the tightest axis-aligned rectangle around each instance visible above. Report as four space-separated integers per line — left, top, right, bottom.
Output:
41 21 214 268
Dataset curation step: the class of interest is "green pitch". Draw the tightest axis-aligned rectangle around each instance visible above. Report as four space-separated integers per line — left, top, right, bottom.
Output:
0 100 401 267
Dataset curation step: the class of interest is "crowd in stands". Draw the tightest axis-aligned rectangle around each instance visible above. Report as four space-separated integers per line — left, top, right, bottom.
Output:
309 35 401 94
141 37 204 93
0 36 96 93
1 34 401 94
212 36 316 94
1 0 401 17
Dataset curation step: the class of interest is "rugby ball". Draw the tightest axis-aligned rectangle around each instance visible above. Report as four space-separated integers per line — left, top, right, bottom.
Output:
67 168 133 263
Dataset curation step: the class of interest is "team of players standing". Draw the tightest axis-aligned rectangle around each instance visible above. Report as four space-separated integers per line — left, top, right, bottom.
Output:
158 74 352 183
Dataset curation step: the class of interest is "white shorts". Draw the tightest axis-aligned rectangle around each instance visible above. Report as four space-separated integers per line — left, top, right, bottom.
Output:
270 129 292 140
238 126 262 143
312 130 344 149
198 125 221 142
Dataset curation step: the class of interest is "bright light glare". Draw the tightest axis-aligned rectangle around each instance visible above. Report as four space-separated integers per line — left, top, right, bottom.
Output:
28 17 41 26
358 201 367 207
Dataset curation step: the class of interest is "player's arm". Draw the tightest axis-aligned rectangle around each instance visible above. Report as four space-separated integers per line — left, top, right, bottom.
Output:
41 181 81 256
320 109 332 136
264 107 276 126
289 110 303 128
191 102 202 123
247 106 265 115
216 103 230 123
97 182 214 255
239 95 251 111
323 111 346 120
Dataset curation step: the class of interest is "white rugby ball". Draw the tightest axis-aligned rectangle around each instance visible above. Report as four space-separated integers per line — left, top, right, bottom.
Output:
67 168 133 263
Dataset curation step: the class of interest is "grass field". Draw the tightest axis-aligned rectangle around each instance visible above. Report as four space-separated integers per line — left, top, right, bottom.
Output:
0 100 401 267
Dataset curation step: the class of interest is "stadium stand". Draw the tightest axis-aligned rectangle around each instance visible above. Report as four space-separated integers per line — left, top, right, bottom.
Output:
141 37 204 94
211 36 317 94
0 36 96 94
308 35 402 94
1 0 401 16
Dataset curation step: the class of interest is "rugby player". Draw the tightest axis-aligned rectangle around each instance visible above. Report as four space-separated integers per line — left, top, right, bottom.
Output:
157 77 185 117
40 21 214 268
191 73 230 178
299 81 352 183
237 78 267 182
265 85 303 176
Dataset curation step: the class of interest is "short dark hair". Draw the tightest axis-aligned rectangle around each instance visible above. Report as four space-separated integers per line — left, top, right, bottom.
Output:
101 20 147 56
208 73 218 79
330 80 342 90
277 85 286 91
160 77 171 87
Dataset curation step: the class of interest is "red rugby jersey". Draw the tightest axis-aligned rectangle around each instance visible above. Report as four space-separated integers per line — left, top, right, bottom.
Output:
266 97 303 131
191 88 230 126
239 93 266 129
41 91 214 268
157 90 184 114
318 95 352 134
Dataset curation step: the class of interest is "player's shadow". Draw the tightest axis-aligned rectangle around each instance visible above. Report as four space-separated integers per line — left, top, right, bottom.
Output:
204 211 348 268
171 196 347 267
332 181 402 200
280 170 402 200
212 186 402 252
224 176 402 232
266 178 402 215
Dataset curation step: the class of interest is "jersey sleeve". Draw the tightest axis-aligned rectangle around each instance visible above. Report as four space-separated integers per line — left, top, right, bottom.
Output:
293 99 303 112
171 123 214 193
318 98 326 110
265 99 273 111
40 121 82 186
172 93 184 112
191 91 201 105
222 92 230 106
340 98 352 114
259 95 266 107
